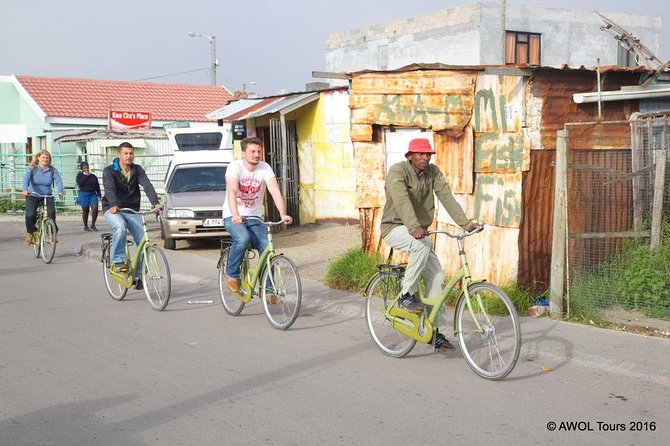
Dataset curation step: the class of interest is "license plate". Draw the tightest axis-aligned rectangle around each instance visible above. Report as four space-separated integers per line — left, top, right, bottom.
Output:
203 218 224 227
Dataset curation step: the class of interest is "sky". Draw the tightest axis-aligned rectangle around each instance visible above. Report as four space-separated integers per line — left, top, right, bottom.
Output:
1 0 669 96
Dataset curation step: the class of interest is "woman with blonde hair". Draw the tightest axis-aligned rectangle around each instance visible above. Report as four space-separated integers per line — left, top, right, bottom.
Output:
22 150 64 245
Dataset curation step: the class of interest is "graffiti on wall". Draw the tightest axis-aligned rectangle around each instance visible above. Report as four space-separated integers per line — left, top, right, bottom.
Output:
473 172 522 228
473 75 523 134
373 94 468 130
474 132 527 173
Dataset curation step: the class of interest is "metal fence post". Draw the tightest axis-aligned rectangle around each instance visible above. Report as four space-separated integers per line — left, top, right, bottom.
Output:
550 129 568 317
650 140 667 250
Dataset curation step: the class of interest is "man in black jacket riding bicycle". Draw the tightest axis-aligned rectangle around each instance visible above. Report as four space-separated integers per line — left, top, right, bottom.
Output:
101 142 162 289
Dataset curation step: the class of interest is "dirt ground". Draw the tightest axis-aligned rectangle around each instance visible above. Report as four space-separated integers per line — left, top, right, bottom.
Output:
179 222 362 283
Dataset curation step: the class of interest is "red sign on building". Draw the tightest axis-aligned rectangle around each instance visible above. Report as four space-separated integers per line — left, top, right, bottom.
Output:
109 111 152 130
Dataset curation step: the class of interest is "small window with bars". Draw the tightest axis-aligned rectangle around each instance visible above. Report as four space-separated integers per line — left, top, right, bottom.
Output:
505 31 541 65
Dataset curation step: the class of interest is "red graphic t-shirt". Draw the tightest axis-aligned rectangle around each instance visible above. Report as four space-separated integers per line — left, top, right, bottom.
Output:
222 160 275 218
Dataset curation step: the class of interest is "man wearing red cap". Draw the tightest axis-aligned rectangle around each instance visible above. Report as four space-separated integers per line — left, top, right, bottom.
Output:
381 137 479 350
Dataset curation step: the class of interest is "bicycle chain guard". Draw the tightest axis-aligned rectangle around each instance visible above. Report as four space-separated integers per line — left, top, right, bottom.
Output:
109 269 133 288
236 281 253 303
388 307 433 343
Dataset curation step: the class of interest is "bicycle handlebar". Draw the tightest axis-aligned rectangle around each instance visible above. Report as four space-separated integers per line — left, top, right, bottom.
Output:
118 207 161 215
425 223 485 239
243 216 288 226
30 194 54 198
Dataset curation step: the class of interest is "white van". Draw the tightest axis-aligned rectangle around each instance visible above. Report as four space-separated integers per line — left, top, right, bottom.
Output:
159 127 233 250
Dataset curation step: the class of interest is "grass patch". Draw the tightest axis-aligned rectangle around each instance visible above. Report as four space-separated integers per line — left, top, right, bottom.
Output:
325 248 383 293
569 217 670 320
501 282 536 314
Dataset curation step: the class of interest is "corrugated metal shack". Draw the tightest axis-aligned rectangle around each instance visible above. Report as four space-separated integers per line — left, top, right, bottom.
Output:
350 63 647 290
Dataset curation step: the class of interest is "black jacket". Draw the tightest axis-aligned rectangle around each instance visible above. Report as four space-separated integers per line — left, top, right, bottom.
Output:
76 172 101 196
101 158 159 212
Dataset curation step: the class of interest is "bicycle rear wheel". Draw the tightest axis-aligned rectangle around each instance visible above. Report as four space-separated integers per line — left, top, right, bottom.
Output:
41 219 57 264
261 255 301 330
102 244 127 301
218 247 245 316
365 273 416 357
142 245 171 311
455 283 521 380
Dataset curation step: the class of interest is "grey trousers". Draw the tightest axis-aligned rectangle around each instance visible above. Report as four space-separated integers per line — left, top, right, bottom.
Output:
383 225 444 299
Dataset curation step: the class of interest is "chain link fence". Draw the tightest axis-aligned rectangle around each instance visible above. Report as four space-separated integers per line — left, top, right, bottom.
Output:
565 115 670 325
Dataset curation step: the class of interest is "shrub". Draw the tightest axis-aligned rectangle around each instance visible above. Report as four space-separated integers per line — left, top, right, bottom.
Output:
325 248 383 293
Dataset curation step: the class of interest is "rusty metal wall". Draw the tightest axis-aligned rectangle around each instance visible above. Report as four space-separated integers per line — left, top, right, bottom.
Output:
351 70 526 285
531 70 640 149
350 67 643 289
519 150 555 292
349 70 478 142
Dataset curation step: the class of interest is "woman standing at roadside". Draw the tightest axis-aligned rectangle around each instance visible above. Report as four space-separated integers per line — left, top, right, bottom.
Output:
76 161 102 231
22 150 64 245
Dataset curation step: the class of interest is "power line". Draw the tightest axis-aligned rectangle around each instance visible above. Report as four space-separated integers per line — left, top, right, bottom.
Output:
133 67 210 82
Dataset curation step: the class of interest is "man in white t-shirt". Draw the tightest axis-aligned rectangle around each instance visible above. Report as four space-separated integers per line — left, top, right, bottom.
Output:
222 136 293 294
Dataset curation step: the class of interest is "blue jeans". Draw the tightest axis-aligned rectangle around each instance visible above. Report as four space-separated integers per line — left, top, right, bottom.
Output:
224 217 268 279
104 210 144 277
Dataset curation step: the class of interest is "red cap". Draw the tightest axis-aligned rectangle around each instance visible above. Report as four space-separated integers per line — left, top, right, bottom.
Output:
405 138 435 157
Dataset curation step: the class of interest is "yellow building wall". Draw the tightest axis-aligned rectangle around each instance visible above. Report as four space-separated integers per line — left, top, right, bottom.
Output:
294 90 357 223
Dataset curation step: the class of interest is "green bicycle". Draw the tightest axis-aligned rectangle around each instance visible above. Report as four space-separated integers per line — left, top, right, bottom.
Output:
364 224 521 380
218 217 302 330
100 208 172 311
30 194 58 264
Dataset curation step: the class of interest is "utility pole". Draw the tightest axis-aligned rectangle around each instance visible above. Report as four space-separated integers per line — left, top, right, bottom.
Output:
501 0 507 64
189 32 218 86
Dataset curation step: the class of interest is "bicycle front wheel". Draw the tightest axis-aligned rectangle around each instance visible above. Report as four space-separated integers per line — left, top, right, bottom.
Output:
32 231 40 258
218 247 245 316
455 283 521 380
40 219 57 264
142 246 171 311
102 245 127 301
365 273 416 357
261 255 301 330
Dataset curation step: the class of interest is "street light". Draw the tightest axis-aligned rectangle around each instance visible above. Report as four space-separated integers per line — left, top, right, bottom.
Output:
189 31 218 86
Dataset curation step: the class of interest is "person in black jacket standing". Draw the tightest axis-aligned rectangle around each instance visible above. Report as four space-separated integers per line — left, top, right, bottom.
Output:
102 142 162 286
76 161 102 231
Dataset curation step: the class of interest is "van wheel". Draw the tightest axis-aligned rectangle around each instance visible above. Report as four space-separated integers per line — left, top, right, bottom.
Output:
164 237 176 250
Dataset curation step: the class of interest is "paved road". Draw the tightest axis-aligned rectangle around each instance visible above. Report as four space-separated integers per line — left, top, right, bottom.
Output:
1 219 669 445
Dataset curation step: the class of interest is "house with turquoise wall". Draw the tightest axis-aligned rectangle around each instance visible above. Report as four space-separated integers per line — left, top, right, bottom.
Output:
0 74 232 205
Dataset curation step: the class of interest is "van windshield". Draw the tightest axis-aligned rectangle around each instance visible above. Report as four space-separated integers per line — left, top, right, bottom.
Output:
168 165 227 193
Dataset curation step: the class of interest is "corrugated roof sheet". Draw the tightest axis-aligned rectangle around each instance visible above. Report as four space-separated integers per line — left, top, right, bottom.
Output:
349 63 653 76
54 129 168 142
208 93 320 121
243 93 319 118
206 98 262 120
16 75 234 122
207 97 279 121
